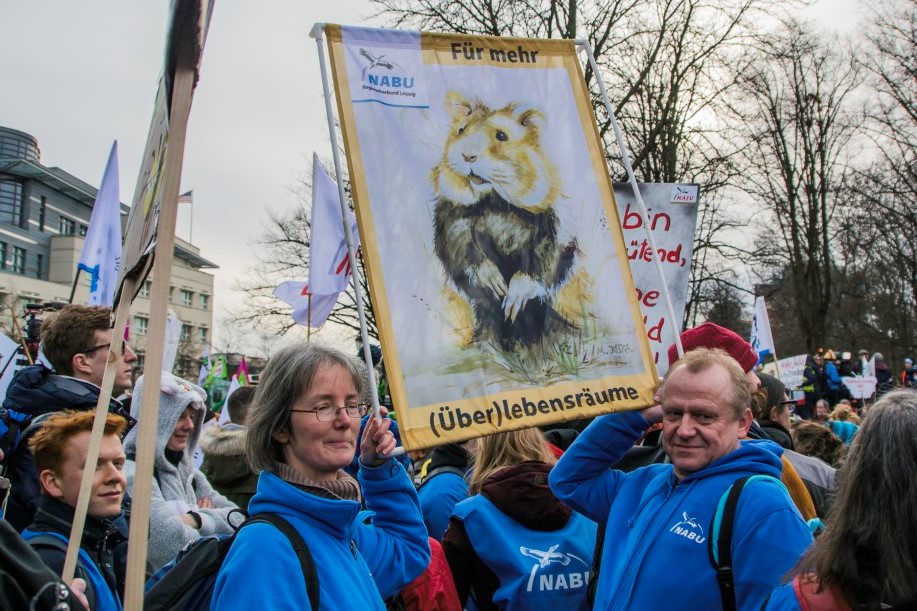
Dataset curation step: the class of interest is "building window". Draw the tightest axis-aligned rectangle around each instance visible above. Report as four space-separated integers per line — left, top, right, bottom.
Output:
0 176 23 225
180 289 193 307
59 216 75 235
0 242 6 270
39 197 46 232
199 294 209 310
180 324 191 341
79 224 87 237
135 351 145 370
198 327 208 342
12 247 25 274
35 253 42 280
139 280 151 298
135 316 148 335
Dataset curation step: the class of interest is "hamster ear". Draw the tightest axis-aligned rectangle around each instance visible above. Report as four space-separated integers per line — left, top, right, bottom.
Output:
515 105 545 133
445 90 474 124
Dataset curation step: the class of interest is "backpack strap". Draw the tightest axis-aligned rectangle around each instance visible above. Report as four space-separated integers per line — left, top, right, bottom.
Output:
417 465 466 490
244 514 320 610
708 474 780 611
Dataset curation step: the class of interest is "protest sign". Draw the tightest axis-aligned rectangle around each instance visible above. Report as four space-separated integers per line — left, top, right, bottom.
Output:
615 183 698 374
842 376 877 400
776 354 808 390
325 25 658 448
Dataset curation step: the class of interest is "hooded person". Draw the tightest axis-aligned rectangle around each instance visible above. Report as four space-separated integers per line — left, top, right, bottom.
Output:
123 372 242 574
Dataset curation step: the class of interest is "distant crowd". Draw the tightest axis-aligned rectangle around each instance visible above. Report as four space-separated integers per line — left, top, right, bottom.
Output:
1 306 915 610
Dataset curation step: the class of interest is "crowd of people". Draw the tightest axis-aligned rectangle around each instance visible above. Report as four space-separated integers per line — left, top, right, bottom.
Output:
1 306 916 610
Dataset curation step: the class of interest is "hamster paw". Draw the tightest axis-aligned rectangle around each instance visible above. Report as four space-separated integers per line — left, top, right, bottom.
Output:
468 260 507 297
503 273 548 322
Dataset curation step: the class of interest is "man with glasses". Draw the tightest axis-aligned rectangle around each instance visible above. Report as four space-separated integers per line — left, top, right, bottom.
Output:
1 305 137 531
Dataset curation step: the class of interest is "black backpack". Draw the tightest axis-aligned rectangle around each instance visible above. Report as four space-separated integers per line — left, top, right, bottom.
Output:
144 513 319 611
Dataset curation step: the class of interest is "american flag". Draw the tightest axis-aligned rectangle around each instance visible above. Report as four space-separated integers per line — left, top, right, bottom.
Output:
178 189 193 204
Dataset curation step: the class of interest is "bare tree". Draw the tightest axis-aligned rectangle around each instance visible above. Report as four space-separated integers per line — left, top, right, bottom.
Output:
232 169 378 340
729 20 859 352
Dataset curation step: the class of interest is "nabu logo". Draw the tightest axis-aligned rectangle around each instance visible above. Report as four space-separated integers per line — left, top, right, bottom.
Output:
669 512 706 544
358 48 414 88
519 544 590 592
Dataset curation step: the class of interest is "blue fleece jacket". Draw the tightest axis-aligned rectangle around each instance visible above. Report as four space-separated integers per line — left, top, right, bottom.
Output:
211 460 430 611
549 411 813 611
418 470 468 541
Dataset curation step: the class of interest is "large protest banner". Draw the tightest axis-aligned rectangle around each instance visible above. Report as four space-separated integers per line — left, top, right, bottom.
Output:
325 26 658 449
615 183 699 374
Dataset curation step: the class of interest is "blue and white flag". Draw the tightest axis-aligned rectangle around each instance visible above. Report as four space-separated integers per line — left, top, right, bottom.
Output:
78 141 122 306
750 296 777 364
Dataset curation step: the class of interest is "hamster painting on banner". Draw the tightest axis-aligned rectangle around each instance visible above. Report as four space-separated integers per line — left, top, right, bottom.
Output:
431 90 581 352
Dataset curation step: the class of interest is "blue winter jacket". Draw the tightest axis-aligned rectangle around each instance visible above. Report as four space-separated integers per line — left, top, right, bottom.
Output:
549 411 813 611
211 460 430 610
418 470 468 541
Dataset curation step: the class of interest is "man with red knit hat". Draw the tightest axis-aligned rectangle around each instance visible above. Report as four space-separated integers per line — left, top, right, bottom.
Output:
665 323 820 521
551 326 813 610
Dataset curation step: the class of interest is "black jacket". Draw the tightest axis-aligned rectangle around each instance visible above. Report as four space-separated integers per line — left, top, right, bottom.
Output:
26 496 127 609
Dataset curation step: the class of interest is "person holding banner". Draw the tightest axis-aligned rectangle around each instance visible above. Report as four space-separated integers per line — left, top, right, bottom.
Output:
550 348 812 611
123 372 241 574
211 343 429 610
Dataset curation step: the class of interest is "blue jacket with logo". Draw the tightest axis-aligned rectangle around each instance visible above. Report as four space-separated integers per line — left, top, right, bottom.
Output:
453 494 595 610
211 461 430 611
549 411 813 611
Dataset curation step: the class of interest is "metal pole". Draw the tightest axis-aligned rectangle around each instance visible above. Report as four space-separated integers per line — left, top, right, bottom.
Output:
576 39 685 359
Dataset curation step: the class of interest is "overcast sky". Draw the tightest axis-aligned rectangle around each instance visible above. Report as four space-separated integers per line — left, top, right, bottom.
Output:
3 1 861 352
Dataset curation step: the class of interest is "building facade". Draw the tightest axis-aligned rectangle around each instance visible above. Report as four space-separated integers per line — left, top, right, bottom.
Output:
0 126 216 379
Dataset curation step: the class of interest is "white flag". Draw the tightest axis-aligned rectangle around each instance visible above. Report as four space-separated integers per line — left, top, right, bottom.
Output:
272 281 339 328
750 296 776 364
198 344 211 387
219 375 241 425
308 153 359 295
78 141 122 306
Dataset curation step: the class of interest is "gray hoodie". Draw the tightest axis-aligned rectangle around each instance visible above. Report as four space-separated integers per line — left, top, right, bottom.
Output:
124 371 242 573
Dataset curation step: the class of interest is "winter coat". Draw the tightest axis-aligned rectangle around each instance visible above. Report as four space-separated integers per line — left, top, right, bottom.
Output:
24 496 126 611
211 464 431 610
418 443 471 541
759 419 793 451
549 411 813 611
199 424 258 509
444 461 596 610
123 372 241 573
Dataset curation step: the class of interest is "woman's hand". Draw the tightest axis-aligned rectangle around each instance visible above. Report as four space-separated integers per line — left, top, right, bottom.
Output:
197 496 214 509
360 410 396 467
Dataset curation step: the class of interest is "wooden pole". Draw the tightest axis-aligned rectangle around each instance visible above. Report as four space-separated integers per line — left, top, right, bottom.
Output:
122 65 197 611
68 268 82 304
61 278 135 582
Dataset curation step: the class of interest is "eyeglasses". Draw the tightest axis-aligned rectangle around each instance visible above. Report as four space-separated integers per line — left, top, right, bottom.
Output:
778 400 796 414
290 403 369 421
79 343 111 355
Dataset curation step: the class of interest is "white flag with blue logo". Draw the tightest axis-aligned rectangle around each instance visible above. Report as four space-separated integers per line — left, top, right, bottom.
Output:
750 296 776 364
78 141 122 306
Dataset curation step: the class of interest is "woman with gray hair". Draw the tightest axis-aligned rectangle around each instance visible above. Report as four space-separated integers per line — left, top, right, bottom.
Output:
211 342 429 610
765 389 917 609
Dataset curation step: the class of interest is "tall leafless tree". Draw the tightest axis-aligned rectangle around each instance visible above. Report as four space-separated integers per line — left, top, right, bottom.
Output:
729 20 859 352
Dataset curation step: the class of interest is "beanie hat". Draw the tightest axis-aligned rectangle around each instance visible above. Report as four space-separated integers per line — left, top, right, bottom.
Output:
667 322 758 373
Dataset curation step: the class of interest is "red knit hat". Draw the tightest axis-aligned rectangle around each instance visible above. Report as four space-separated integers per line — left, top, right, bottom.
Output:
667 322 758 373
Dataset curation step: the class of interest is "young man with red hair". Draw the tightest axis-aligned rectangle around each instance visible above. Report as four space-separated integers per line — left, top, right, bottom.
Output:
23 410 128 611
